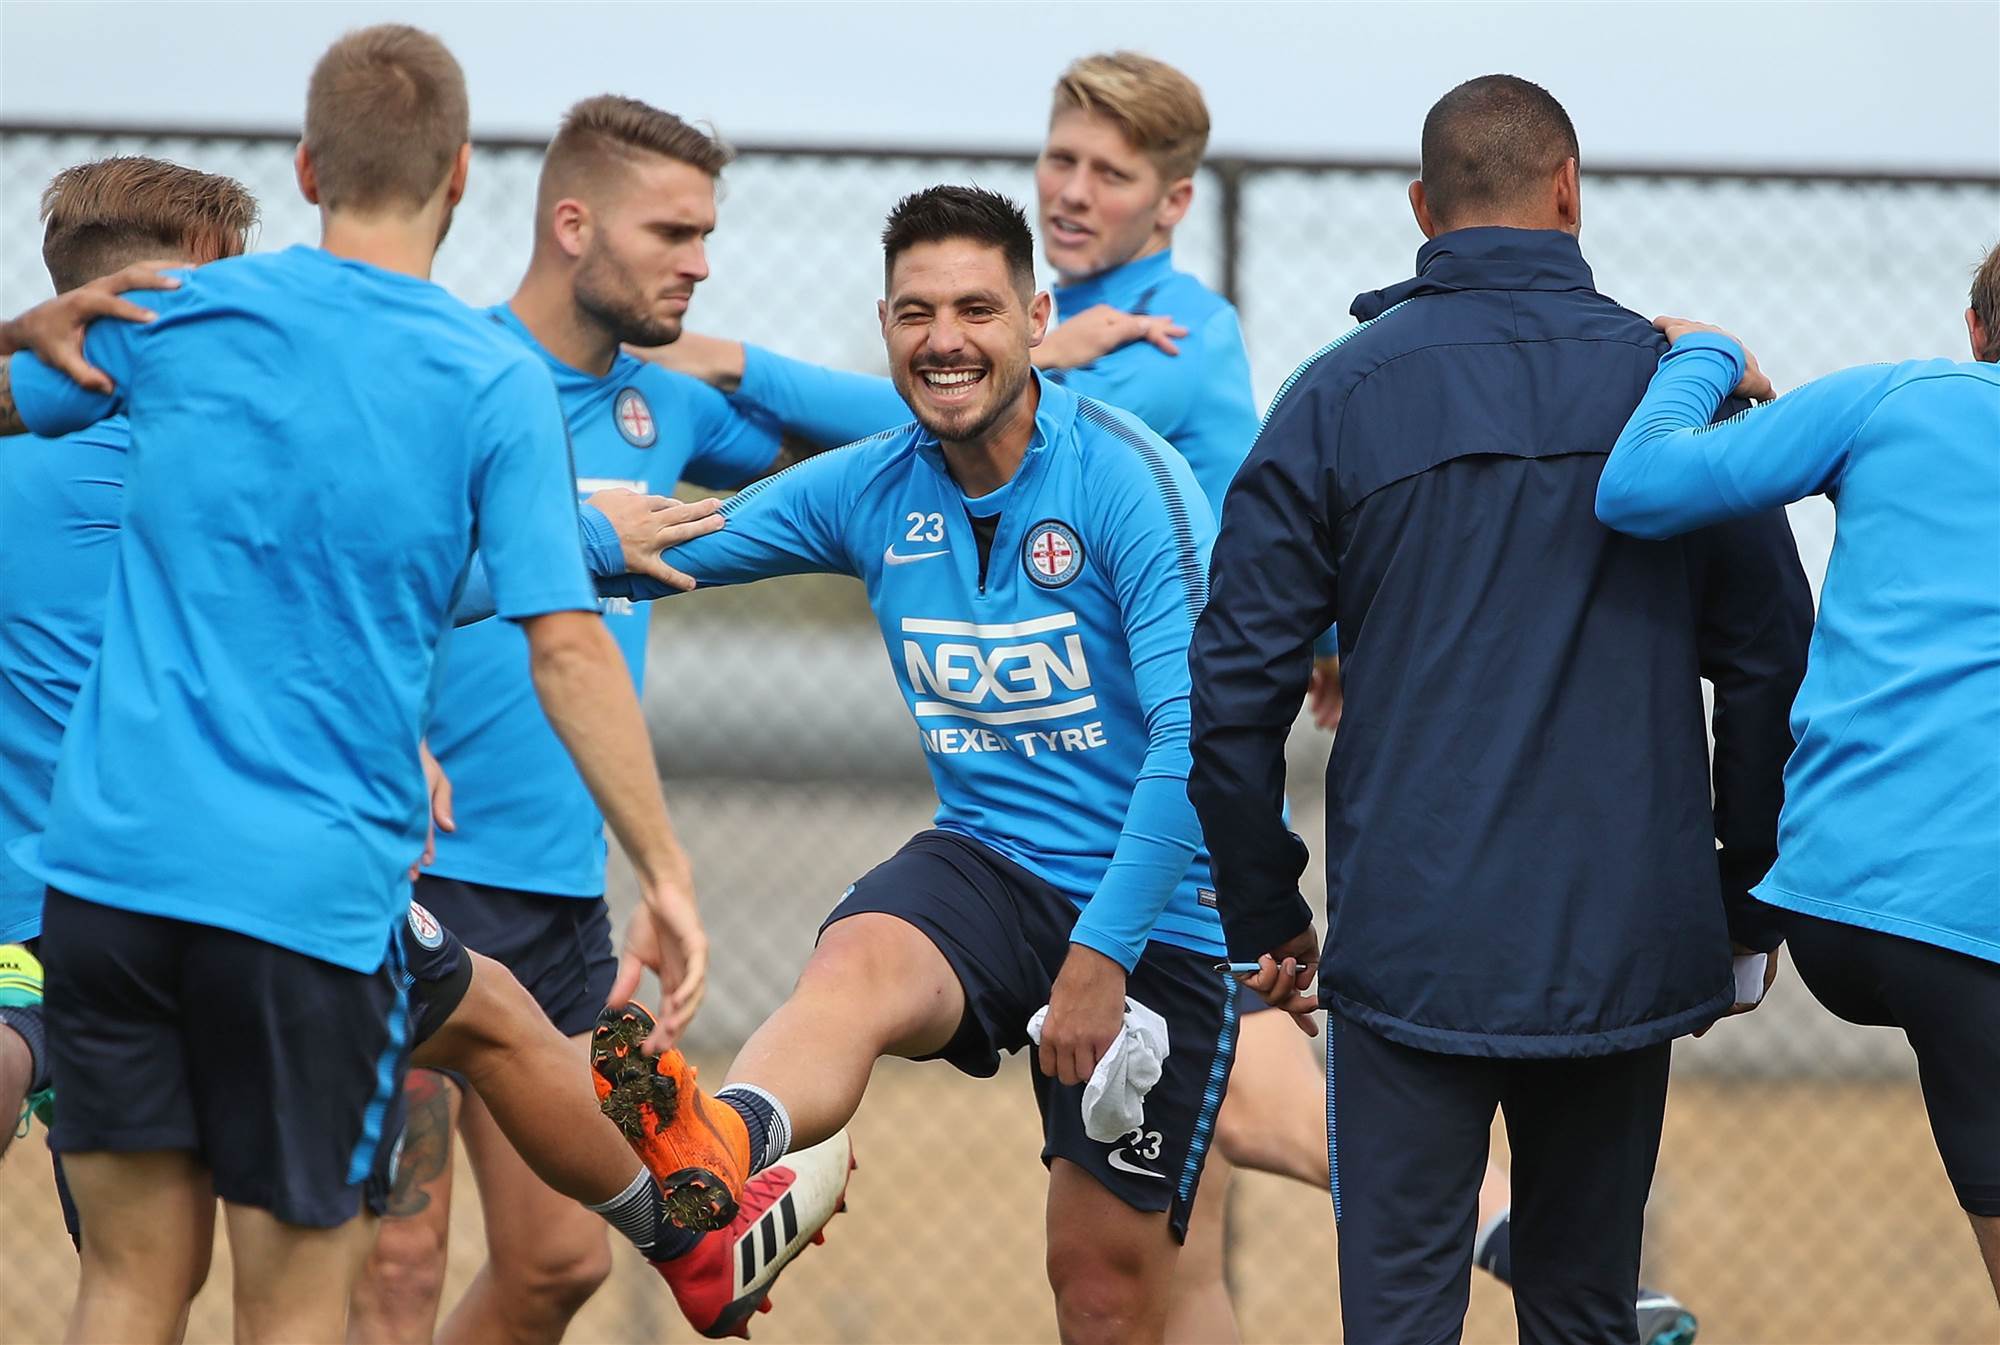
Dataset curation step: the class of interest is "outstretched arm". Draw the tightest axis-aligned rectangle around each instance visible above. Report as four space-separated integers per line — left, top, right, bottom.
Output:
1597 321 1891 538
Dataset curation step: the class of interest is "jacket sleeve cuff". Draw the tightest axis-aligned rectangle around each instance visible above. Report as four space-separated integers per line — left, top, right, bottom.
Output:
1220 891 1316 964
1725 891 1787 953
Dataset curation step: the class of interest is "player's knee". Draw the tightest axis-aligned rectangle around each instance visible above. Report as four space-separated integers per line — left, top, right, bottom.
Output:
1046 1236 1155 1342
359 1219 451 1317
494 1237 613 1316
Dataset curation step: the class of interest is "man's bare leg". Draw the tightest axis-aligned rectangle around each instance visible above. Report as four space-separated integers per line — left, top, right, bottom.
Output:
62 1150 213 1345
1163 1153 1239 1344
1046 1158 1183 1345
370 949 649 1345
347 1069 461 1344
1972 1213 2000 1307
721 913 967 1148
412 951 643 1205
0 1023 30 1161
438 1070 614 1345
1165 1009 1324 1344
225 1201 378 1345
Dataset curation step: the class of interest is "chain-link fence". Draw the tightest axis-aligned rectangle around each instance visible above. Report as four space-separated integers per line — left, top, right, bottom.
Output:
1 125 1996 1343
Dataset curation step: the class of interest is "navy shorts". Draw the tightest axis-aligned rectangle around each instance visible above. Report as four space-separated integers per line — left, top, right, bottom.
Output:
38 888 411 1229
1779 906 2000 1215
825 830 1237 1240
412 875 614 1037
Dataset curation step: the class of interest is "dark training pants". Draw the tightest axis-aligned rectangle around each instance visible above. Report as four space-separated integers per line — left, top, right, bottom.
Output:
1328 1014 1671 1345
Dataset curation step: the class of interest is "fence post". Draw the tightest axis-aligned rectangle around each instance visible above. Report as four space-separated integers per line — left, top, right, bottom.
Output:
1216 158 1246 309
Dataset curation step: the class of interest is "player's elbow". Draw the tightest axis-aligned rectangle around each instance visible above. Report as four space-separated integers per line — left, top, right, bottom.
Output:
1594 470 1676 540
522 610 617 678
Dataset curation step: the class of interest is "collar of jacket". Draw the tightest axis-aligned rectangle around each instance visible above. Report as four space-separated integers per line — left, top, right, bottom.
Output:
1350 227 1597 321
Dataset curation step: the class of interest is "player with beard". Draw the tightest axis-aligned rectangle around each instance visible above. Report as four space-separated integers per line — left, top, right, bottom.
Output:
353 95 850 1345
557 186 1236 1345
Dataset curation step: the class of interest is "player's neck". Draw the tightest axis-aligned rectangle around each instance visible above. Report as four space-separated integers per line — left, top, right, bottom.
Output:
508 271 620 376
318 213 441 281
1053 231 1171 289
940 379 1041 497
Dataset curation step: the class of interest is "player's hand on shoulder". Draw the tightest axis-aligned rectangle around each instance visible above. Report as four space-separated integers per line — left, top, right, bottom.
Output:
1040 944 1130 1086
1653 315 1774 401
1236 928 1322 1036
1 260 182 394
586 489 725 592
624 331 746 393
1034 304 1188 371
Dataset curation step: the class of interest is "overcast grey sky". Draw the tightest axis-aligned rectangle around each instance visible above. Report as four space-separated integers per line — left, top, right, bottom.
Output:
3 1 1996 172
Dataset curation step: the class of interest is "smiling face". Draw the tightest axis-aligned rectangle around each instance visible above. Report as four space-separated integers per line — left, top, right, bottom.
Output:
570 153 716 347
1035 107 1190 282
880 236 1051 446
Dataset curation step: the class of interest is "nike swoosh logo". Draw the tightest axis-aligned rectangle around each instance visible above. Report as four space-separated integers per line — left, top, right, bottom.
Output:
883 545 950 566
1105 1150 1166 1180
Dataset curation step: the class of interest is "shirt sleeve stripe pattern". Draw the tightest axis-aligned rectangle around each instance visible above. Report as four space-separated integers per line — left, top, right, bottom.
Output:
1074 399 1209 627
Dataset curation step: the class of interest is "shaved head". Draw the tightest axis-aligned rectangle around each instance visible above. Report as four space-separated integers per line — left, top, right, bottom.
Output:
1419 75 1580 230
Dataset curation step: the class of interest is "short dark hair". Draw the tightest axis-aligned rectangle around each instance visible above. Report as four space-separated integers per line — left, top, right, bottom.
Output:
1419 75 1580 227
42 156 258 293
304 25 469 213
881 186 1036 296
1973 241 2000 361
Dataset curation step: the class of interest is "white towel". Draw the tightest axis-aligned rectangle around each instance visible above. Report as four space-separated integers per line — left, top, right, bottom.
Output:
1026 996 1171 1142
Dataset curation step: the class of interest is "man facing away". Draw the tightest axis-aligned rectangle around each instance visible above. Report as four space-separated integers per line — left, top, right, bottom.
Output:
352 94 823 1345
0 157 257 1172
0 26 704 1343
1188 76 1813 1344
1596 245 2000 1305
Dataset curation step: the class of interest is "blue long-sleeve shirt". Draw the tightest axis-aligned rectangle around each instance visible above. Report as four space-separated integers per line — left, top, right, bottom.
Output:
600 374 1225 969
1599 335 2000 963
732 250 1259 512
1190 229 1812 1058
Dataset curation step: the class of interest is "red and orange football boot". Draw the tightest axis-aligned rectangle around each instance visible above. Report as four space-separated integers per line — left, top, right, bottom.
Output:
591 1002 751 1232
655 1130 856 1340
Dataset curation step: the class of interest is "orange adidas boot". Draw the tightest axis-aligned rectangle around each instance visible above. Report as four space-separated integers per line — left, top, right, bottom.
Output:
592 1002 751 1232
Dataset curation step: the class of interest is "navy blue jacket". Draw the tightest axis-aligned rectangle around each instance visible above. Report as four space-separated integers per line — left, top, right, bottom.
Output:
1188 228 1812 1058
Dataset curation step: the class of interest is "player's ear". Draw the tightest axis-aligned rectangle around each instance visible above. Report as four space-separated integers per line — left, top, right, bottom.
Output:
550 199 591 259
1970 307 1991 363
877 297 890 340
1408 180 1437 240
1028 290 1053 346
294 143 321 207
444 142 472 209
1554 157 1581 234
1156 176 1194 233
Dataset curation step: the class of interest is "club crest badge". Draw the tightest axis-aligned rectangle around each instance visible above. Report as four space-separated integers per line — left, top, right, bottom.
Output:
1024 519 1084 589
614 387 657 448
406 901 444 950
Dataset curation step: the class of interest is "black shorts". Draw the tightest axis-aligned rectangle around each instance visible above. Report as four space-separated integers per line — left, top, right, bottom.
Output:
38 888 411 1228
825 829 1237 1240
413 875 614 1037
400 900 472 1049
1777 905 2000 1216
